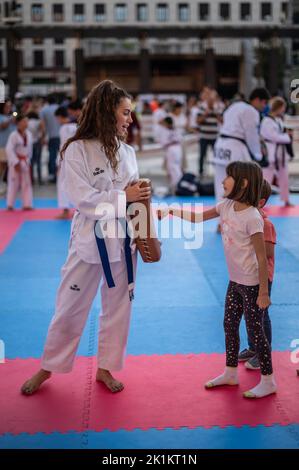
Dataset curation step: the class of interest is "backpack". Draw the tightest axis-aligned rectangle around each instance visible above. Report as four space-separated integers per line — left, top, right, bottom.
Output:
176 173 198 196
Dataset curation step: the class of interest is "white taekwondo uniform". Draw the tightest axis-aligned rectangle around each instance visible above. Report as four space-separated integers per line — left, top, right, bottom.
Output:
57 122 77 209
260 115 291 203
152 107 168 144
159 126 183 190
213 101 263 201
41 139 139 373
6 129 33 208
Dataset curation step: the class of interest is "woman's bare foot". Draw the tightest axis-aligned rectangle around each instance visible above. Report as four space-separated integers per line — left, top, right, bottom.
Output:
96 368 124 393
6 206 14 211
23 207 34 211
21 369 52 395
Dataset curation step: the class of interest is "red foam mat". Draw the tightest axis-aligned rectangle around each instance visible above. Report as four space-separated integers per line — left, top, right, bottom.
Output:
0 352 298 435
264 205 299 217
0 204 298 253
0 209 74 253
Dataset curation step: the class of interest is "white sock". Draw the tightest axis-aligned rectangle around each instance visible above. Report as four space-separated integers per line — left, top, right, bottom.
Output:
244 374 277 398
205 366 238 389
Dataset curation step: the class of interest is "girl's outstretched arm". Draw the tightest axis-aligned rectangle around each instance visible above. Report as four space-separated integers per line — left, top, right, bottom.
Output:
251 232 271 310
158 206 219 223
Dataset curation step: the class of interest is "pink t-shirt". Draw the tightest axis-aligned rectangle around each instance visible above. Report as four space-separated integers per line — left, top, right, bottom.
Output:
216 199 264 286
260 209 276 282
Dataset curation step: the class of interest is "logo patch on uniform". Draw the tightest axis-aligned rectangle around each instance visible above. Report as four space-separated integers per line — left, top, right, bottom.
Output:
70 284 80 291
93 168 104 176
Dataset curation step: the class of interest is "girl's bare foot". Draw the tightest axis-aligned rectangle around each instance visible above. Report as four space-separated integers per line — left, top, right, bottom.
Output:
96 368 124 393
21 369 52 395
6 206 14 211
23 207 34 211
284 201 294 208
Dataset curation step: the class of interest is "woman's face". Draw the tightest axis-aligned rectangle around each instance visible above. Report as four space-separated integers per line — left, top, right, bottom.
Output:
115 98 133 137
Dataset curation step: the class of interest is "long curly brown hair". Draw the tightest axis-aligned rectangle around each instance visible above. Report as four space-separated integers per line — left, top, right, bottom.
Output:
61 80 131 172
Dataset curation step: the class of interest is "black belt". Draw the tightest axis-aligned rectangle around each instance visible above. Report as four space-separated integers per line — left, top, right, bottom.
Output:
220 134 269 168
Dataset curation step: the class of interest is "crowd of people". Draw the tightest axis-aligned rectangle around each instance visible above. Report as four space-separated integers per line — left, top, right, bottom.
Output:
142 87 295 203
0 85 296 211
0 95 82 218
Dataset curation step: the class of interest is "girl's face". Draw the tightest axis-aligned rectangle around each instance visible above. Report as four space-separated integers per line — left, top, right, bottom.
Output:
275 104 286 117
115 98 133 137
222 175 235 197
4 101 12 114
17 118 28 133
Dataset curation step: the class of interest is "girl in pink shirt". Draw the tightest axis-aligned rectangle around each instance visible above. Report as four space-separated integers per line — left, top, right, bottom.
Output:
239 179 276 369
160 161 276 398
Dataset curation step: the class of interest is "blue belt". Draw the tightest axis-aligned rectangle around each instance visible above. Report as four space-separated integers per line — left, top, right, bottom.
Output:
94 219 134 301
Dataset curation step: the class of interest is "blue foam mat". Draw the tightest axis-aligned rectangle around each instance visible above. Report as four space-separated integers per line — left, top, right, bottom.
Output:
1 198 299 449
1 424 299 449
1 218 299 358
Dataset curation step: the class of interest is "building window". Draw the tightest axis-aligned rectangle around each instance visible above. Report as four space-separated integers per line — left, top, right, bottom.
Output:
198 3 209 21
261 2 272 21
73 4 85 22
115 4 127 22
156 3 169 22
11 3 23 19
219 3 230 21
280 2 288 22
34 50 44 68
0 51 3 70
136 3 148 21
4 2 23 19
31 4 43 22
178 3 189 22
94 4 106 22
52 4 64 22
54 38 64 44
54 50 65 68
33 37 43 45
240 3 251 21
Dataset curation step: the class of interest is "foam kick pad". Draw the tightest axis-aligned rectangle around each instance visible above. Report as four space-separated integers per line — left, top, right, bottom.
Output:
1 352 298 436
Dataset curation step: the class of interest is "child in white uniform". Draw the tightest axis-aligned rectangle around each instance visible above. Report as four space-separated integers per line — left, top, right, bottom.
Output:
160 116 183 194
21 80 151 395
260 97 293 207
6 115 33 210
55 106 77 219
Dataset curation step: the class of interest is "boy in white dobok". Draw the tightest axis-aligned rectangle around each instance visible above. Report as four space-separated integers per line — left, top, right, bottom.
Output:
55 106 77 219
6 114 33 210
213 88 270 202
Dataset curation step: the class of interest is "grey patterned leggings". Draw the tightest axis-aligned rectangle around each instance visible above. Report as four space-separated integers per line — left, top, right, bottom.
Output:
224 281 273 375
